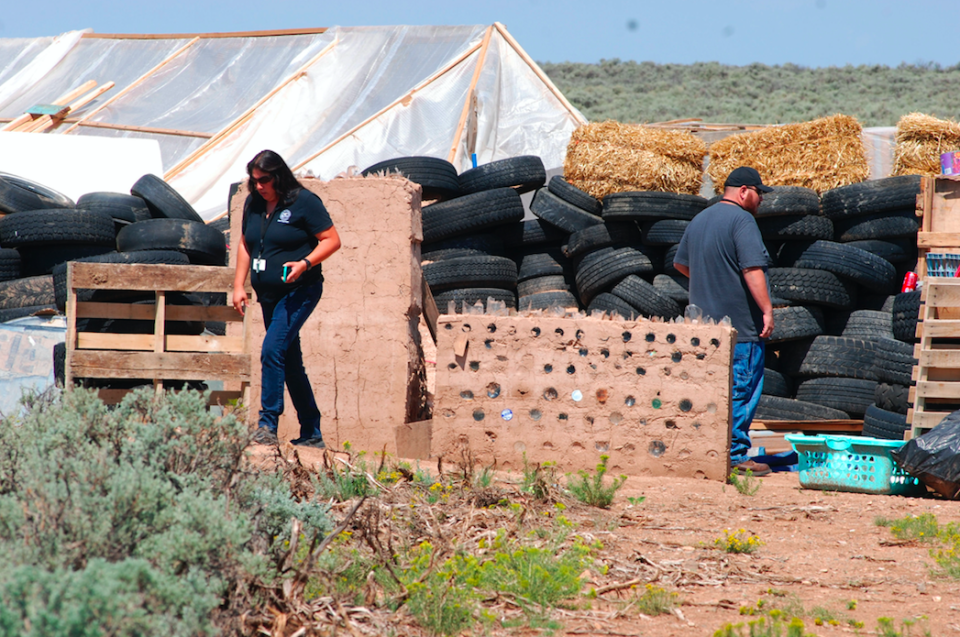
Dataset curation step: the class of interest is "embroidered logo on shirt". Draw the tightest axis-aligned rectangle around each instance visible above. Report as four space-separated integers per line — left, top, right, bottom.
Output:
278 210 292 224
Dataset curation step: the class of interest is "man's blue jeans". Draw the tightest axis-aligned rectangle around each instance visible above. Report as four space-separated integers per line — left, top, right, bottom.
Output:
258 279 323 439
731 340 765 465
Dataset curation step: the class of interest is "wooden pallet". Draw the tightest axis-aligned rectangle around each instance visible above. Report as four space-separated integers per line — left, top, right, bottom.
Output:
64 262 251 404
907 277 960 437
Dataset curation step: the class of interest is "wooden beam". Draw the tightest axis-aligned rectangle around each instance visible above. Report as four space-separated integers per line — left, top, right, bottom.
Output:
447 26 493 165
752 420 863 432
71 351 251 381
292 39 484 172
916 381 960 399
61 38 201 135
917 232 960 249
20 82 116 133
83 28 328 40
164 37 339 180
69 263 239 293
2 80 98 132
492 22 587 126
77 331 244 353
69 120 213 138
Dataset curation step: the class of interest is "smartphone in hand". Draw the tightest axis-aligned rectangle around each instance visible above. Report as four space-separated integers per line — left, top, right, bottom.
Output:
282 265 290 283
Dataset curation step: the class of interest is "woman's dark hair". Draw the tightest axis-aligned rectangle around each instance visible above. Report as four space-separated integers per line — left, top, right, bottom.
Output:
246 149 301 205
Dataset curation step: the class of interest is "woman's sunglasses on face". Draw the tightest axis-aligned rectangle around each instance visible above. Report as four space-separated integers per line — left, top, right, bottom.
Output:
252 174 274 185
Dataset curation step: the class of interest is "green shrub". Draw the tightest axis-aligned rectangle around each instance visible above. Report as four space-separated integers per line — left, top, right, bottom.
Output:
566 455 626 509
0 388 331 636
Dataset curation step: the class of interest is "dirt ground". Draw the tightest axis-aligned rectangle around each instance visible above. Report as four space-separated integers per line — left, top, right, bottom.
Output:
270 445 960 637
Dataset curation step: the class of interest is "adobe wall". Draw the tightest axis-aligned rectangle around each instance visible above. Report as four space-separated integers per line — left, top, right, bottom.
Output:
230 176 426 451
431 314 736 481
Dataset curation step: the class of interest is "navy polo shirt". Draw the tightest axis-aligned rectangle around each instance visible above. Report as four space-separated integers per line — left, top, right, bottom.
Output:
242 188 333 304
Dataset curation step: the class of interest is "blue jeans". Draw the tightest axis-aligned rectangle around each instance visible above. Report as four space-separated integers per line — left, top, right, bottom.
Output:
258 279 323 439
731 340 765 465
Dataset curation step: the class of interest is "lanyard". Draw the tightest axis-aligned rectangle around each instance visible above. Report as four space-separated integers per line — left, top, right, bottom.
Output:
256 206 282 260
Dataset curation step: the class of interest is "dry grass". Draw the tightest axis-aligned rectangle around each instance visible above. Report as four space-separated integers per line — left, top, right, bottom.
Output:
892 112 960 177
706 114 868 194
564 120 705 199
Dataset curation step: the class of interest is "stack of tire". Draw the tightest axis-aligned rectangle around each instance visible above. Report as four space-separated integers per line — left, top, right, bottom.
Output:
364 156 534 312
757 176 921 434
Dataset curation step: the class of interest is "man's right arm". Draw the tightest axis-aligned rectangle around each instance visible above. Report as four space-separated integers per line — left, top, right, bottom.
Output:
742 266 773 338
674 263 690 277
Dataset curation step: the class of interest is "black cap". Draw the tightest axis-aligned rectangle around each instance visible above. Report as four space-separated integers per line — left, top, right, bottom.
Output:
724 166 773 192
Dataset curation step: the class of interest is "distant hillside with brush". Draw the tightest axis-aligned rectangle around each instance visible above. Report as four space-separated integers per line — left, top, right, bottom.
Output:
540 60 960 127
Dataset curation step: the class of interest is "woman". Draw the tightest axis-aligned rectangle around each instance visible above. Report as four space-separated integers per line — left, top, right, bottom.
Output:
233 150 341 447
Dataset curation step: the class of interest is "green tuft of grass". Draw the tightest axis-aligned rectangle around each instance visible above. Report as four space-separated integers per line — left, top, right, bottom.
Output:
728 467 762 495
566 455 627 509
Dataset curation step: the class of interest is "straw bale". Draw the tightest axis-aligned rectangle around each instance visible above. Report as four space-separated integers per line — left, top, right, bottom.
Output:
892 112 960 177
564 121 706 198
706 114 867 194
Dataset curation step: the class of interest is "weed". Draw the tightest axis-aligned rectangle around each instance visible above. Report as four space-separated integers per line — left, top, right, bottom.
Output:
874 515 893 527
713 615 809 637
626 496 646 506
728 467 762 495
876 616 931 637
714 529 763 554
889 513 939 542
316 454 376 501
629 584 678 616
566 455 627 509
520 453 556 502
809 605 841 626
474 464 495 489
847 599 857 610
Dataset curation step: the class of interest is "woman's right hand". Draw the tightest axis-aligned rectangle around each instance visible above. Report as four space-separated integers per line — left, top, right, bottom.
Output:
232 287 248 316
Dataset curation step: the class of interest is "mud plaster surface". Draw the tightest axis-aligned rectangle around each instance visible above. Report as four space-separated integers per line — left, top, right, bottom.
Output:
230 176 426 451
431 314 736 481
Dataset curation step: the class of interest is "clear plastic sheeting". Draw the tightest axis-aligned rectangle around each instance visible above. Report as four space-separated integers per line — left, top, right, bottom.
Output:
0 25 587 221
0 316 65 416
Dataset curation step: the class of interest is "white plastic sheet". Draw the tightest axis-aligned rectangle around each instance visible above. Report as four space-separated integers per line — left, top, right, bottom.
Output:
0 30 85 113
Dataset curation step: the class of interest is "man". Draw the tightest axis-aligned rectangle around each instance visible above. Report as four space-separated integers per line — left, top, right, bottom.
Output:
673 166 774 477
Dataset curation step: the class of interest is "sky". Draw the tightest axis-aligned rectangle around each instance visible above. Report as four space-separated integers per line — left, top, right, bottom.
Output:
1 0 957 69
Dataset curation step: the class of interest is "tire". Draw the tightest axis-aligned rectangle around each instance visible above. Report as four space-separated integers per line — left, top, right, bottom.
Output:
52 250 191 311
130 174 203 223
77 192 151 225
422 233 505 262
872 337 917 386
875 383 910 415
519 290 579 311
0 275 55 310
565 221 642 259
0 248 20 282
609 274 681 319
432 287 517 313
531 188 603 233
457 156 545 195
795 377 879 417
0 209 116 247
575 247 656 305
652 273 689 305
422 255 517 293
755 185 820 217
762 368 792 397
361 156 460 199
757 215 834 241
767 267 855 310
779 240 897 293
502 220 568 248
641 219 689 246
833 210 920 242
19 244 117 277
892 290 922 343
780 335 880 381
0 304 56 322
422 188 524 243
663 244 681 275
769 305 824 344
856 293 896 313
862 404 910 440
602 191 708 221
820 175 921 220
840 310 894 340
547 175 601 215
53 341 65 385
517 251 567 282
587 292 640 319
845 239 915 264
116 219 227 266
76 295 204 337
0 172 74 213
754 395 850 421
518 275 570 297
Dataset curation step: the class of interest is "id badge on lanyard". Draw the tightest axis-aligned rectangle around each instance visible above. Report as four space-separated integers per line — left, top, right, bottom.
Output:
254 208 281 273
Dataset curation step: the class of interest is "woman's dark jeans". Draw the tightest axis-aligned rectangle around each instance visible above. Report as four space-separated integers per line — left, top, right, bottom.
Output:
258 278 323 439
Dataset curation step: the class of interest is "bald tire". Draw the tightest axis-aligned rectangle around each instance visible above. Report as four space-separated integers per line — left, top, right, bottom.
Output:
821 175 921 220
517 275 570 297
609 274 681 319
833 210 920 242
0 173 74 214
361 156 460 200
780 336 880 381
116 219 227 266
602 191 708 221
892 291 922 343
575 247 656 306
755 395 849 421
547 175 602 215
862 405 910 440
531 188 603 233
517 251 567 282
762 368 792 398
755 186 820 217
641 219 689 246
131 174 203 223
779 240 897 293
587 292 640 320
565 221 642 259
653 273 689 305
422 188 524 243
457 156 546 195
795 377 878 417
422 256 518 293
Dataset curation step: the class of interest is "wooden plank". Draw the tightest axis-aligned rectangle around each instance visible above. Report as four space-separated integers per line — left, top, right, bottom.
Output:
83 28 328 40
70 351 250 380
924 281 960 308
75 301 241 322
916 381 960 399
911 411 949 430
1 80 97 131
72 120 212 138
916 320 960 337
165 38 339 180
166 334 245 352
78 332 152 350
62 38 201 135
20 82 116 133
77 332 244 353
69 262 238 292
447 26 493 165
919 349 960 368
752 420 863 432
917 233 960 249
422 278 438 344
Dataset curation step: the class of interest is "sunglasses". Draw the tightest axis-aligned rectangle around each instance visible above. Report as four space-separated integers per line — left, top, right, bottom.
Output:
251 174 274 185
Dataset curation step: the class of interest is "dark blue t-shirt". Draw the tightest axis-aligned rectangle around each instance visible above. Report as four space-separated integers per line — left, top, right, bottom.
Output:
673 201 771 342
242 188 333 303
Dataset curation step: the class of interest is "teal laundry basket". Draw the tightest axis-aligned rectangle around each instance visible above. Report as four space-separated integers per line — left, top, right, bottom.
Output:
785 434 926 496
